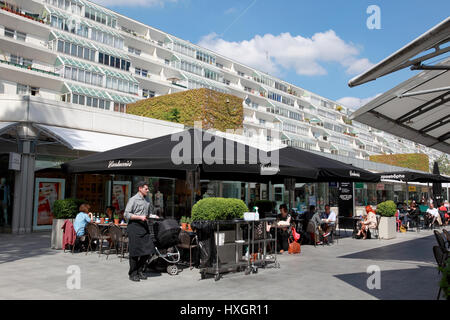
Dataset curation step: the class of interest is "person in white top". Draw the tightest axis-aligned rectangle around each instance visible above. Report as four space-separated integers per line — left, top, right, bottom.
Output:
426 203 442 228
322 204 336 238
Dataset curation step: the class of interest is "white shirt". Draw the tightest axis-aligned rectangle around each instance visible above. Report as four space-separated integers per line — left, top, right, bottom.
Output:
324 211 336 223
427 208 439 217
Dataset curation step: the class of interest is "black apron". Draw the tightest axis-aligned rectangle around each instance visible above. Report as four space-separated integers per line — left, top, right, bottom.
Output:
127 220 156 257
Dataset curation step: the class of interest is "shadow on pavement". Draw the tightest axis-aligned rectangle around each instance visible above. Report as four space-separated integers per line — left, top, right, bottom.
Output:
0 232 56 264
334 265 440 300
337 235 436 264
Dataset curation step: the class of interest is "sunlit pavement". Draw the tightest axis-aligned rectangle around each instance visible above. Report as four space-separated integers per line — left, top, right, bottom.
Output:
0 228 444 300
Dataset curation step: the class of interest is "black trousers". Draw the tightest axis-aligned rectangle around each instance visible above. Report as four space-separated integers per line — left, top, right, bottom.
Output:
129 255 150 277
277 229 289 251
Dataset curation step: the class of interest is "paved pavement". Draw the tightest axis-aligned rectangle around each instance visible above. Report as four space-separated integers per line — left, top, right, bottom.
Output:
0 228 444 300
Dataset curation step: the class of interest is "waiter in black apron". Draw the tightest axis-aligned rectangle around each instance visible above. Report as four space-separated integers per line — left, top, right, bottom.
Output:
124 181 158 282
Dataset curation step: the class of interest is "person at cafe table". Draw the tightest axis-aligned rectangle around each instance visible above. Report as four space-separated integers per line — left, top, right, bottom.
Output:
355 205 377 240
73 203 93 251
321 204 336 238
105 206 115 223
275 204 291 253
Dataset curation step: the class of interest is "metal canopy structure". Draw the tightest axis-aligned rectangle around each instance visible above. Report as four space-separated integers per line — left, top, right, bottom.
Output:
349 17 450 154
351 57 450 154
348 17 450 87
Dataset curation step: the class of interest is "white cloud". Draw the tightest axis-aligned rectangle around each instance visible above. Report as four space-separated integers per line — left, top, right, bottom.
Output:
224 7 237 15
198 30 374 77
337 94 381 110
92 0 177 7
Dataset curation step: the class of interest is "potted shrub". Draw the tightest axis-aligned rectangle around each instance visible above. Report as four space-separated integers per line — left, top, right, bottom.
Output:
100 213 106 224
191 197 248 262
376 200 397 239
51 198 85 249
113 214 120 225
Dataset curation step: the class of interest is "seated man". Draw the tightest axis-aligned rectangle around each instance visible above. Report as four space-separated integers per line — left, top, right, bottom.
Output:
305 207 324 245
427 203 442 228
321 204 336 238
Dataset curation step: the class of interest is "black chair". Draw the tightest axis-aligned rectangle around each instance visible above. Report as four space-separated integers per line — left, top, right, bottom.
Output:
71 235 88 254
434 230 449 257
432 246 447 300
106 225 128 262
86 223 110 256
177 231 198 269
442 229 450 249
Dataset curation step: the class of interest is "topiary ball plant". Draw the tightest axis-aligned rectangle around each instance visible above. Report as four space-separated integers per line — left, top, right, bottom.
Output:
191 197 248 221
376 200 397 217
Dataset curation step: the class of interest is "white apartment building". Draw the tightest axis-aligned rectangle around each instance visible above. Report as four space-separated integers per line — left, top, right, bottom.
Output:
0 0 446 233
0 0 445 162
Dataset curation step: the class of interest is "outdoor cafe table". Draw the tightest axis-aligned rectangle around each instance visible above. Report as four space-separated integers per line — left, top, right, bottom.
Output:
95 223 128 235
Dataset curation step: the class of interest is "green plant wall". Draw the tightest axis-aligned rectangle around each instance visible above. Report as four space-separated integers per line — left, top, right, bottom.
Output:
369 153 430 172
126 88 244 132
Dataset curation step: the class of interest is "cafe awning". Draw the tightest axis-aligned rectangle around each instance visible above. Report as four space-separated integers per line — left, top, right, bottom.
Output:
33 124 145 152
378 171 450 183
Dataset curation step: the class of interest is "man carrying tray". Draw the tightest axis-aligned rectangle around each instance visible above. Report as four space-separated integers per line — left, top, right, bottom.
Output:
124 181 159 282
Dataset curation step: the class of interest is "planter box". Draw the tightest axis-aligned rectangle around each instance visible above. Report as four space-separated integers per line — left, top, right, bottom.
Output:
378 216 396 240
215 230 243 263
51 219 74 250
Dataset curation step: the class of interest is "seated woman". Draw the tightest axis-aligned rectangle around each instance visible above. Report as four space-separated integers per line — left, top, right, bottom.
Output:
438 203 448 226
356 205 377 239
105 206 115 223
73 203 93 251
275 204 291 253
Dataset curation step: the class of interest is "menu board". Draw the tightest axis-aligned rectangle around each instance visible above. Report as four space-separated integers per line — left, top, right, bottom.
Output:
338 182 354 217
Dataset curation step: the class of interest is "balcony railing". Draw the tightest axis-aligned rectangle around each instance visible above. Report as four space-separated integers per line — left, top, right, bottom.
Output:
0 59 60 77
1 5 45 24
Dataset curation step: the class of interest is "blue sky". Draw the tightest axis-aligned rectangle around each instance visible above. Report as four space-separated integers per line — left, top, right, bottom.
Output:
93 0 450 109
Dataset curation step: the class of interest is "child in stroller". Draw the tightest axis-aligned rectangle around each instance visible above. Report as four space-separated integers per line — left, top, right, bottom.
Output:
146 218 181 275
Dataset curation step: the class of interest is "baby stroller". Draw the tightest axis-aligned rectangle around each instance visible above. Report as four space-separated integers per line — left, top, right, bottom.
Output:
147 218 181 275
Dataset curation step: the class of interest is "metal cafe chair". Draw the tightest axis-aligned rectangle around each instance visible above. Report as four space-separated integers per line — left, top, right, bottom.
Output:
106 225 128 262
86 223 111 257
432 245 447 300
177 230 198 270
